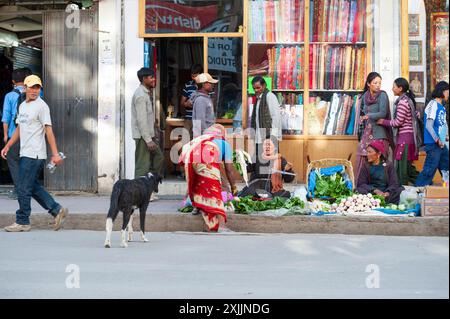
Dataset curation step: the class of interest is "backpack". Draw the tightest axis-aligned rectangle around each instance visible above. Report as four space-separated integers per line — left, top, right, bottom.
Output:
12 88 26 128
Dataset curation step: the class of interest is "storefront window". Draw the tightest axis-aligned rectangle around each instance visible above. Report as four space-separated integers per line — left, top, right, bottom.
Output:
144 0 243 34
207 37 242 130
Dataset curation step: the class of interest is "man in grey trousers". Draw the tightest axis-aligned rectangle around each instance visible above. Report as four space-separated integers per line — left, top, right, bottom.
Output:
131 68 164 181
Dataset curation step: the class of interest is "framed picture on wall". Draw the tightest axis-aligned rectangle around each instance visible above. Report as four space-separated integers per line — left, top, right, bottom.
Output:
409 40 422 65
409 72 425 98
430 12 449 86
409 14 420 36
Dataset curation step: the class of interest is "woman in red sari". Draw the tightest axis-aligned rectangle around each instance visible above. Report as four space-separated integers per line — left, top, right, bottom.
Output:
179 124 237 232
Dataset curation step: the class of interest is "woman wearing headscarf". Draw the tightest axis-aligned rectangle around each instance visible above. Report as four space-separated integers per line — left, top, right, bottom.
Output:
238 137 295 198
356 72 394 184
179 124 237 232
376 77 421 185
356 140 404 205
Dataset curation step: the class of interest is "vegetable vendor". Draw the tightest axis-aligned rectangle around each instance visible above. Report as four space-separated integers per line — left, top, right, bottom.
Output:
238 137 295 198
356 140 404 204
179 124 237 232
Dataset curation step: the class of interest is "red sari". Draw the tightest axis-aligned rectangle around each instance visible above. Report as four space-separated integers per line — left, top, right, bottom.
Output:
179 134 226 232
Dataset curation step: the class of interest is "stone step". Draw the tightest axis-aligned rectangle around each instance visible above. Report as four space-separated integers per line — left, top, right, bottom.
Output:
0 212 447 236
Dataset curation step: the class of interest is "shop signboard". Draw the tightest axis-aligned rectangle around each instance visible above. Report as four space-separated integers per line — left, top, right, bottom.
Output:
204 19 238 73
145 1 218 33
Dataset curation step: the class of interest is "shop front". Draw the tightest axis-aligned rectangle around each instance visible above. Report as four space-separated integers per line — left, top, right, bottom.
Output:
121 0 448 184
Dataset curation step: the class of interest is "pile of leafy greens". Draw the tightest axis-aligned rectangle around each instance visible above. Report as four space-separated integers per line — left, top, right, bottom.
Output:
315 172 352 200
231 196 305 214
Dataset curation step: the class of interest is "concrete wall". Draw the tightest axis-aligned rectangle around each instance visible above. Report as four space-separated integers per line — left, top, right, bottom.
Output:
373 0 402 105
97 0 122 194
124 0 143 180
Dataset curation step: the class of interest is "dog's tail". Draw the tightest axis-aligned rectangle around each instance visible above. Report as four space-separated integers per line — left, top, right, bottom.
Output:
107 183 121 220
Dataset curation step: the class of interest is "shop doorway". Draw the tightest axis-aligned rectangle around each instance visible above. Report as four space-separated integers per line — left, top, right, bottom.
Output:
146 36 243 179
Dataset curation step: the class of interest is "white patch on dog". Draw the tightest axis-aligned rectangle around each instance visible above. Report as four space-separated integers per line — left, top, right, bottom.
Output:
121 230 128 248
141 231 148 242
127 214 134 242
105 218 113 248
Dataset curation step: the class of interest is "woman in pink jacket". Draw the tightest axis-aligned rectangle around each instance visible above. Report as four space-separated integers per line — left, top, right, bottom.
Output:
377 78 421 185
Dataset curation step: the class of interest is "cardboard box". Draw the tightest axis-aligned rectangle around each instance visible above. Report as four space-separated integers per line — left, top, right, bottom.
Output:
421 198 449 216
425 186 449 199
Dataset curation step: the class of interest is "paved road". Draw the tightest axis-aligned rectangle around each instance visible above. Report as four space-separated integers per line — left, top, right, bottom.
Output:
0 231 448 299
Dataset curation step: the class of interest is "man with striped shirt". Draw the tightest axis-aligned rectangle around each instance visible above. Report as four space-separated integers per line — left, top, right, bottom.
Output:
180 64 203 140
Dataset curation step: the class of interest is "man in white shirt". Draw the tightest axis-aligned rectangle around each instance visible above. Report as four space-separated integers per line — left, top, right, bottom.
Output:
1 75 68 232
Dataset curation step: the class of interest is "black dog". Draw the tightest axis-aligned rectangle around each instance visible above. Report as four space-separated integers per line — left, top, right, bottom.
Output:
104 172 162 248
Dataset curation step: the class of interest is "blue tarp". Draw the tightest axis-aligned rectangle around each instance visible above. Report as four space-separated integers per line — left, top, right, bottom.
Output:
312 204 421 217
308 165 353 198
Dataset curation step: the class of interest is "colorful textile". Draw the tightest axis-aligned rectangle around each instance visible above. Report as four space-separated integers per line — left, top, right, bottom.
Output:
179 134 226 232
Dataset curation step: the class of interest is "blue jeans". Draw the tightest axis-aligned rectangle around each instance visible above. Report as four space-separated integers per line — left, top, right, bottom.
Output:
415 144 449 187
16 157 62 225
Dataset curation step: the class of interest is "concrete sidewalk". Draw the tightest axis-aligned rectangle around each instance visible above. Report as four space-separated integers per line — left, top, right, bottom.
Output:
0 194 448 236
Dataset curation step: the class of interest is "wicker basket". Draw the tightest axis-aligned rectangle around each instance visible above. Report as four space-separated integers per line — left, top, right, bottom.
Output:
306 155 355 197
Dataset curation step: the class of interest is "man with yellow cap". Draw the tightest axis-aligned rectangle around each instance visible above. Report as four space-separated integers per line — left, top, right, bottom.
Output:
1 75 68 232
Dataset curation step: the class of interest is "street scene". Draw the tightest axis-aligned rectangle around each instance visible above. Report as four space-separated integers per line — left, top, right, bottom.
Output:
0 230 448 299
0 0 449 301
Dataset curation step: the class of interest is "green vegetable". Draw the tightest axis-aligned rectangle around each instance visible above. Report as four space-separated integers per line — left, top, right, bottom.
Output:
373 195 386 207
231 196 305 214
178 205 194 213
222 110 235 119
232 152 243 175
315 172 352 199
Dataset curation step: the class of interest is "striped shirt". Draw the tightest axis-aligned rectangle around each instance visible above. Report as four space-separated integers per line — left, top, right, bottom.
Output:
182 80 197 120
383 95 414 135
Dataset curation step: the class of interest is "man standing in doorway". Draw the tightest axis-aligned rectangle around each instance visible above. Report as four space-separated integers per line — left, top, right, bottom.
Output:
250 76 282 167
131 68 164 188
191 73 218 137
1 75 68 232
180 63 203 140
2 68 32 200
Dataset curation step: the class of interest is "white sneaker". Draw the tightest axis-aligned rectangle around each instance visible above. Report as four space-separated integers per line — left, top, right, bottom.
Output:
4 223 31 232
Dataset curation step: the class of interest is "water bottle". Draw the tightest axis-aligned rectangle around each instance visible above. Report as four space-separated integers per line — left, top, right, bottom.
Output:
47 152 66 174
442 170 449 188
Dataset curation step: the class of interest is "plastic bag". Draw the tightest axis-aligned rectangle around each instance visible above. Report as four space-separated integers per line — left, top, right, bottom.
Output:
399 186 421 210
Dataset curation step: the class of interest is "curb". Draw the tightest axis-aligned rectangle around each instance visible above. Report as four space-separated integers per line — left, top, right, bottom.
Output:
0 213 448 236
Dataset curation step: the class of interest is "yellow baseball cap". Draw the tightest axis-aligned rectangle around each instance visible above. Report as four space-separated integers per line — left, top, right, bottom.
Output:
24 75 42 87
195 73 219 84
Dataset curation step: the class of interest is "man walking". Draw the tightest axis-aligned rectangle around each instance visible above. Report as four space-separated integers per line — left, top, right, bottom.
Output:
1 75 68 232
191 73 218 137
132 68 164 181
2 68 32 199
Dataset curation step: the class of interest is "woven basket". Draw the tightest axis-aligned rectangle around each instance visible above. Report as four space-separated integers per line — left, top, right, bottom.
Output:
306 156 355 196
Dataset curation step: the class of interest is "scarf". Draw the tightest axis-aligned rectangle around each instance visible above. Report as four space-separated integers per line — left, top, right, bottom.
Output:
363 90 395 152
364 89 383 106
